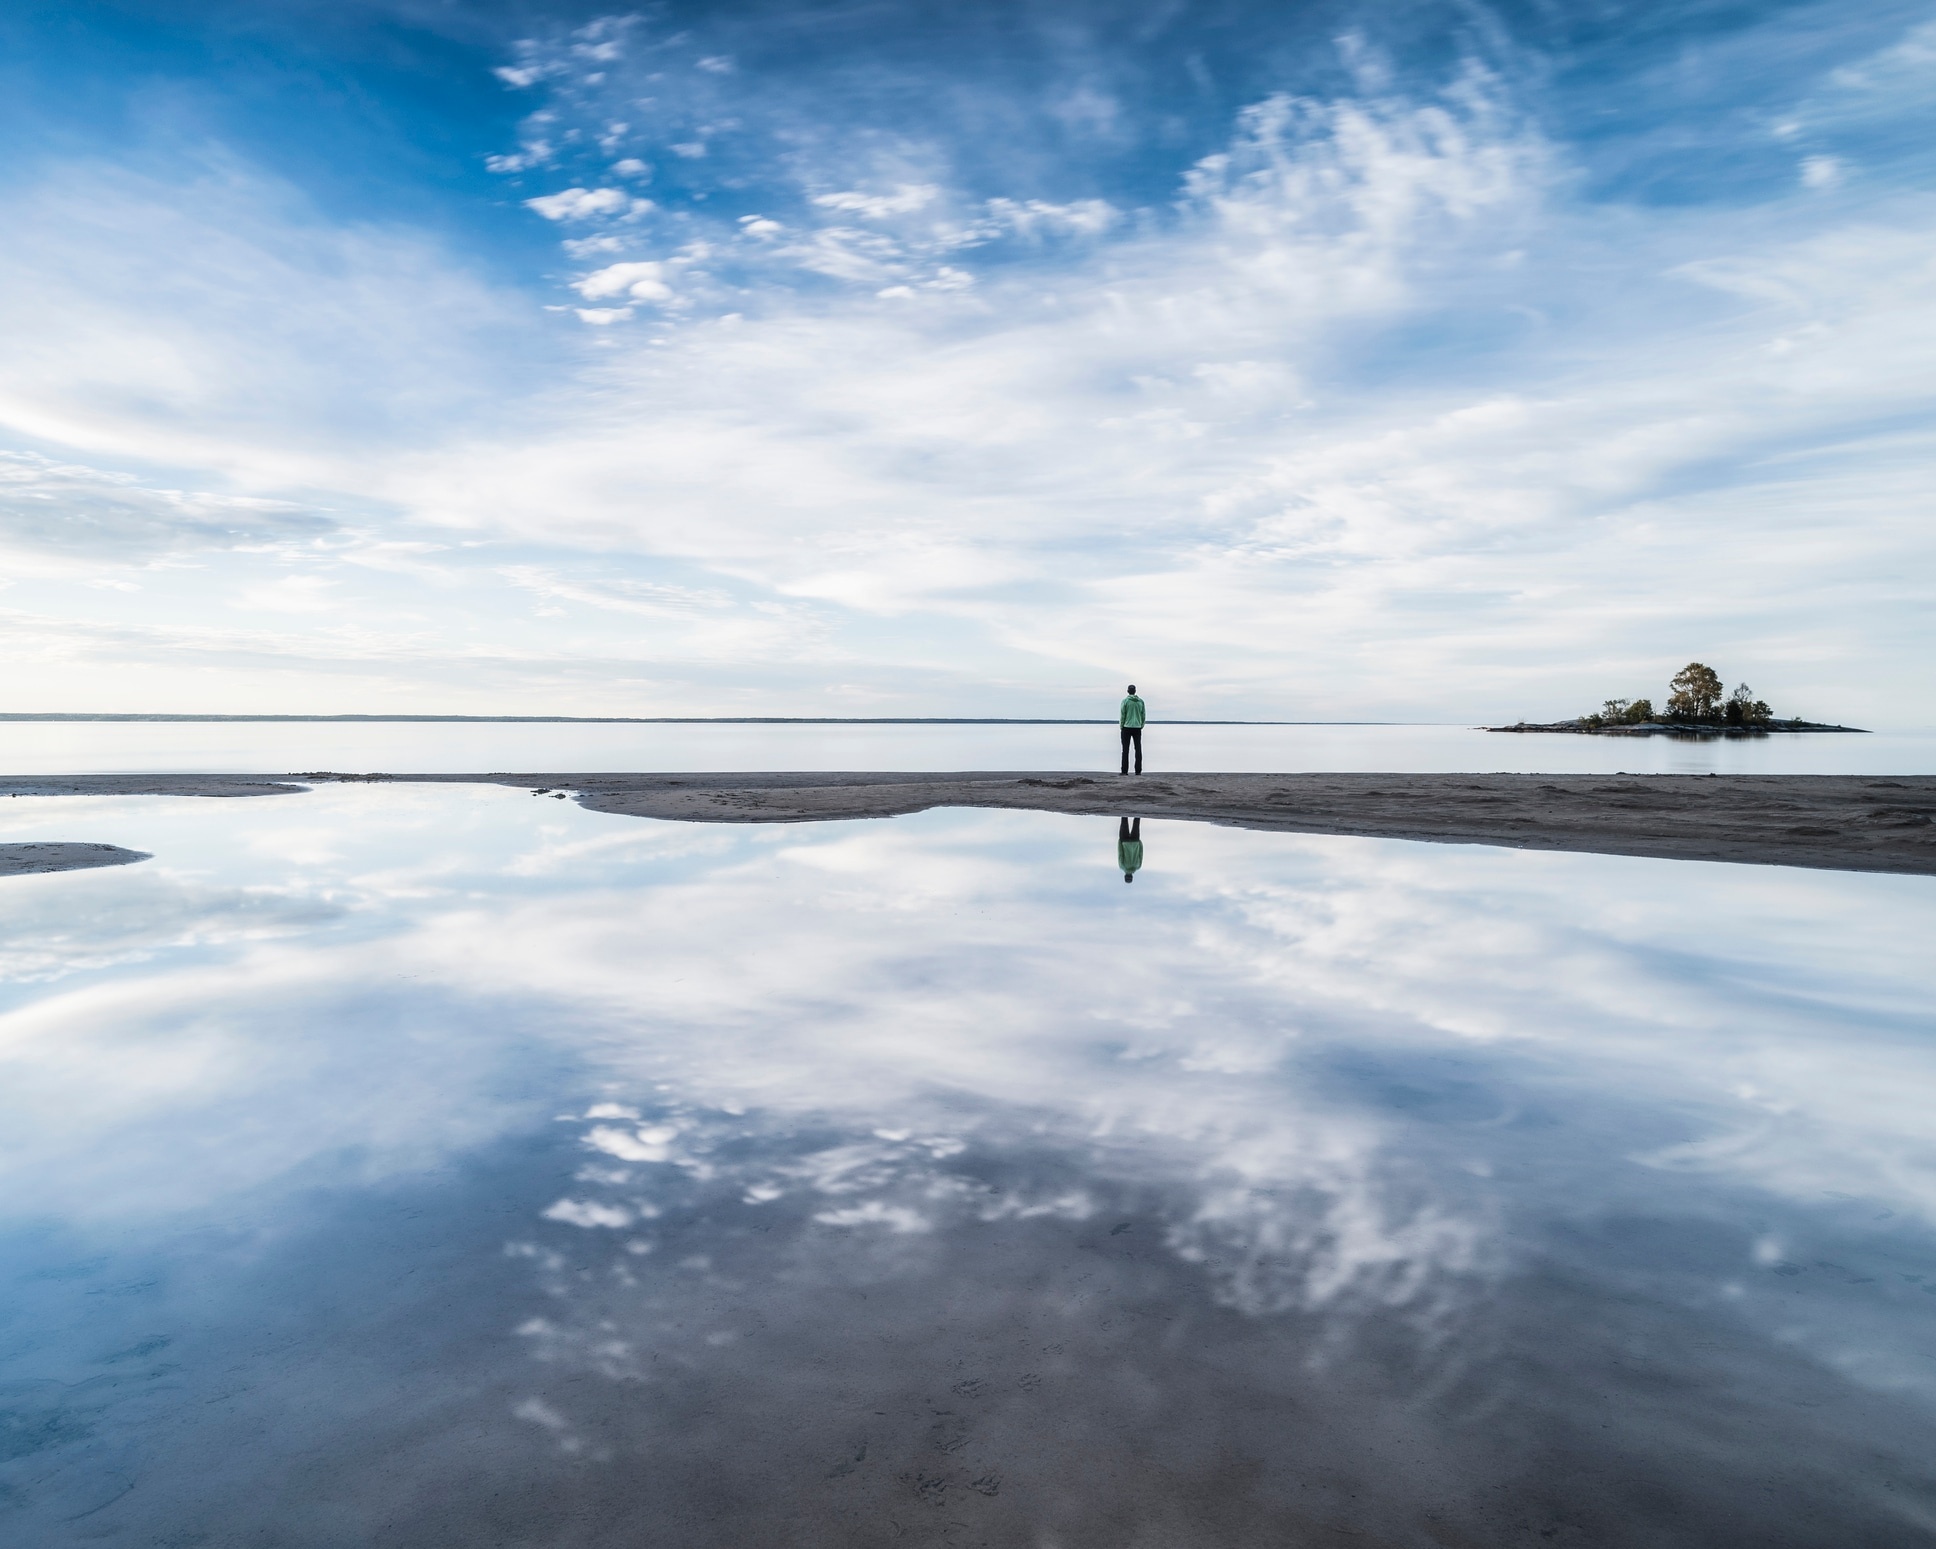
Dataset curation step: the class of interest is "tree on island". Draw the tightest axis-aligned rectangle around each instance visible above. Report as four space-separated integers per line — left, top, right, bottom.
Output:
1577 663 1772 729
1665 662 1723 719
1724 682 1774 726
1657 663 1771 725
1506 661 1835 733
1597 696 1654 725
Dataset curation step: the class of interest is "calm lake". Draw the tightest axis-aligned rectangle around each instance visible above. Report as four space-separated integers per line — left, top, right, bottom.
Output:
3 784 1935 1545
4 718 1935 776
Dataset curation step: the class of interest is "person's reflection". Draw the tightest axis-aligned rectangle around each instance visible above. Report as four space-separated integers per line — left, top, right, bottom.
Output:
1117 816 1144 884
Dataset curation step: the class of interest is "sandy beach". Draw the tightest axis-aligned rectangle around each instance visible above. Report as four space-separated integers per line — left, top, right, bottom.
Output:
6 771 1933 877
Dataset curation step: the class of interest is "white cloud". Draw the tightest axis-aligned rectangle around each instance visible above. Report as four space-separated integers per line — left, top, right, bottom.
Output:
1800 154 1844 188
525 186 632 221
0 449 330 562
773 226 911 283
494 63 558 89
1826 18 1936 98
984 197 1119 238
574 260 671 302
486 141 555 174
496 565 720 615
812 184 940 219
526 187 638 220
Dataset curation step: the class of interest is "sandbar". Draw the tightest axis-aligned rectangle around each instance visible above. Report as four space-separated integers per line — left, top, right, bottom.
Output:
0 841 150 876
3 772 1933 877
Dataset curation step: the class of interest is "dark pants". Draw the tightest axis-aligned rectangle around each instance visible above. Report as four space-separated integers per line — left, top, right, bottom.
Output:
1120 726 1142 774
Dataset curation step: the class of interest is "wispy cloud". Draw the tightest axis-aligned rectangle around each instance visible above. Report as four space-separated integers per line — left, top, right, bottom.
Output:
0 157 535 486
0 4 1930 717
0 450 331 561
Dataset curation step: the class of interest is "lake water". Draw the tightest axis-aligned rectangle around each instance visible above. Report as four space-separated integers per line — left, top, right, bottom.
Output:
3 718 1934 775
3 785 1935 1545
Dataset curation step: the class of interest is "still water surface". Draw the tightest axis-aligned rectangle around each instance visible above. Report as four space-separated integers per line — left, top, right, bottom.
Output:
3 786 1935 1545
4 718 1934 775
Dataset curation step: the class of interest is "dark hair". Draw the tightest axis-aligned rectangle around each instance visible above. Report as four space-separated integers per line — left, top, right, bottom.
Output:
1127 684 1136 693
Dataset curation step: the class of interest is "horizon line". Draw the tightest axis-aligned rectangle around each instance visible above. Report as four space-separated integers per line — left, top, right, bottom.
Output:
0 714 1404 727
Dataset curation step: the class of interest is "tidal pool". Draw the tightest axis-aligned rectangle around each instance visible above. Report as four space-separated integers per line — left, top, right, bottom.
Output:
2 786 1934 1546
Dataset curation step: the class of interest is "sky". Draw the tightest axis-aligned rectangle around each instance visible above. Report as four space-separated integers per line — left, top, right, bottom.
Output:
0 0 1931 723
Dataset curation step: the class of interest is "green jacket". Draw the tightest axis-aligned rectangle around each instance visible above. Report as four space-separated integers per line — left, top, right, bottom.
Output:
1119 695 1146 729
1118 837 1144 874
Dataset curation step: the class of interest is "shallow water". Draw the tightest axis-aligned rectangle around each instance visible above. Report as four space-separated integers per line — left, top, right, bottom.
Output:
3 718 1934 775
3 786 1935 1546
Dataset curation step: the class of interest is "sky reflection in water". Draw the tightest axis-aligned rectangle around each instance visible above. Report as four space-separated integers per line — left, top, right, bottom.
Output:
2 786 1935 1545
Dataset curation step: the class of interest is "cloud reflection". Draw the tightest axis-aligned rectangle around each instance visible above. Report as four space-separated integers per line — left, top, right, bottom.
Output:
2 789 1935 1540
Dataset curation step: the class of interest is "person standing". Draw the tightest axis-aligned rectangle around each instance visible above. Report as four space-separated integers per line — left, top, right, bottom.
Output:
1119 684 1146 775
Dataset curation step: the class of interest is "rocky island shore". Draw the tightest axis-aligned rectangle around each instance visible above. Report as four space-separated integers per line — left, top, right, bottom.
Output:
1488 717 1865 736
1491 660 1866 737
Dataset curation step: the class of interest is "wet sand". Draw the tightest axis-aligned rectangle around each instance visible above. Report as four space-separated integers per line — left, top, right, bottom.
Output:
0 841 150 876
4 771 1934 876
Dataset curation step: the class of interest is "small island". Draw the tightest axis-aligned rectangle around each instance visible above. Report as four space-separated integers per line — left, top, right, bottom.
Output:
1489 662 1867 737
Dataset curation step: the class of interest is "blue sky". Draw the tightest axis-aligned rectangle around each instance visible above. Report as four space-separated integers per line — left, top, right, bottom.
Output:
1 0 1931 721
